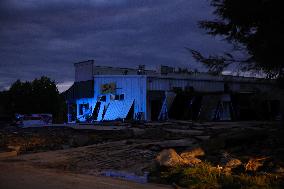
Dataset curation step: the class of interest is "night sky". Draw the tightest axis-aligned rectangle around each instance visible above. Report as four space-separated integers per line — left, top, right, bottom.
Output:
0 0 233 92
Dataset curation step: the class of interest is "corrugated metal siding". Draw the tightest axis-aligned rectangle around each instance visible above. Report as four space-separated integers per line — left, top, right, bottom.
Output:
94 75 147 119
96 101 106 121
147 77 224 92
103 100 134 120
147 77 275 93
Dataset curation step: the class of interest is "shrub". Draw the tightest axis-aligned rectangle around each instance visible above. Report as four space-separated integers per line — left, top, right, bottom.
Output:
153 162 282 189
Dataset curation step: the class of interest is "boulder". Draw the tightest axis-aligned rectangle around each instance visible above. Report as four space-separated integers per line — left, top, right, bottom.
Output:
156 149 184 167
180 147 205 158
156 149 202 167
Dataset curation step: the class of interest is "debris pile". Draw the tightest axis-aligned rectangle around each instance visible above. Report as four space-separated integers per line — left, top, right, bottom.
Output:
0 126 134 153
156 147 204 167
219 152 242 173
245 157 268 172
0 121 284 188
156 149 185 167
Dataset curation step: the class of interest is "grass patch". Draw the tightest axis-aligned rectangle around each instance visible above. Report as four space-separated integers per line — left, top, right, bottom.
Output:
150 162 283 189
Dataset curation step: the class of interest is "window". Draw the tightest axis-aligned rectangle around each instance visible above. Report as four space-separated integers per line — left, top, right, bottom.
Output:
110 94 125 101
110 94 115 101
79 103 89 115
99 95 106 102
115 94 120 100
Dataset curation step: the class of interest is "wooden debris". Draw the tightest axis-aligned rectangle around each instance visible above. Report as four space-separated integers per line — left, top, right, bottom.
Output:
245 157 269 172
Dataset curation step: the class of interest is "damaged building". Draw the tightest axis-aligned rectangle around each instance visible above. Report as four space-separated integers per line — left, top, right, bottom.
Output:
64 60 283 123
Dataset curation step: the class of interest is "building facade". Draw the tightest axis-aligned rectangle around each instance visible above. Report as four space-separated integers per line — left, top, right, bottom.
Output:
64 60 283 122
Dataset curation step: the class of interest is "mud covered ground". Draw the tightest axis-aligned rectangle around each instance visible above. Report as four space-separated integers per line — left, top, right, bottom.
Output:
0 121 284 188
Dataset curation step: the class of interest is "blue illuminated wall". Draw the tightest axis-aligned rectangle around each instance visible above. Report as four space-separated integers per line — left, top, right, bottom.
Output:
75 75 147 122
76 98 96 122
93 75 147 121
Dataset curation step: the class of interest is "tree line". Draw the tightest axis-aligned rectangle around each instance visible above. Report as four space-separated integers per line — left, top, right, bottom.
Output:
0 76 66 123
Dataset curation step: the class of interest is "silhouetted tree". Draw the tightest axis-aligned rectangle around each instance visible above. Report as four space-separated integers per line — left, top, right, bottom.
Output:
0 90 11 115
5 76 66 123
190 0 283 79
31 77 60 114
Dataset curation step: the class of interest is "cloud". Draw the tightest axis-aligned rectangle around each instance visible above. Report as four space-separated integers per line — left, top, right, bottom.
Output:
56 81 74 93
0 0 233 91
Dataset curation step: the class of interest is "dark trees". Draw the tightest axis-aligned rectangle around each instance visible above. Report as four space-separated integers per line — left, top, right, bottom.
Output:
192 0 283 78
1 76 66 123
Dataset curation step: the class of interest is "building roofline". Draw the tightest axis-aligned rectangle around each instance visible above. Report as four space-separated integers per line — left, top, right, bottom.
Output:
147 74 275 85
74 60 94 66
93 75 147 78
93 65 156 72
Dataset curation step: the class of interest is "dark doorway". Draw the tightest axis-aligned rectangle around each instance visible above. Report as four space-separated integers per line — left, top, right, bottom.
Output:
169 92 202 120
268 100 280 120
92 101 101 120
231 93 256 120
126 101 135 120
151 100 163 121
68 103 77 122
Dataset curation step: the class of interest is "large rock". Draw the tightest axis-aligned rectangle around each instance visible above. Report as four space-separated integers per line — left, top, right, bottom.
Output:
180 147 205 158
156 149 202 167
156 149 184 167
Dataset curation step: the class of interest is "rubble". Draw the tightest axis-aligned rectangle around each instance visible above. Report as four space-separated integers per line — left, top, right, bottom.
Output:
221 153 242 170
245 157 268 172
180 147 205 158
223 158 242 169
1 121 284 188
156 149 185 167
219 152 242 173
156 148 202 167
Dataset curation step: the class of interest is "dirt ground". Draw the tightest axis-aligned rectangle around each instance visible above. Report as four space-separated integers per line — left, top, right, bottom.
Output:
0 161 170 189
1 121 284 188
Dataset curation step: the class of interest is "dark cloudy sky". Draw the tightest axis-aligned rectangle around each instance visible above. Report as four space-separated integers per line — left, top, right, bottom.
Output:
0 0 233 92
